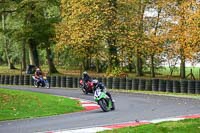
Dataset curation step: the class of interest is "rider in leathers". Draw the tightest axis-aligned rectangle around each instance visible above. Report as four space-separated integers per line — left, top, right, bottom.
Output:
93 80 114 103
82 71 92 89
34 67 43 86
82 71 91 82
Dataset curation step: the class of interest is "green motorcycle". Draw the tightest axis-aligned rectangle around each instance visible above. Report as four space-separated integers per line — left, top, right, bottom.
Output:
94 83 115 112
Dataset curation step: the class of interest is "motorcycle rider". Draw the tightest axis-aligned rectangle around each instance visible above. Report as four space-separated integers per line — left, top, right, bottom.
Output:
93 80 114 103
82 71 91 83
34 67 43 86
82 71 92 87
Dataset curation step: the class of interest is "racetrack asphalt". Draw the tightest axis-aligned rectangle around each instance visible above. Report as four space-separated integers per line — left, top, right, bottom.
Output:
0 85 200 133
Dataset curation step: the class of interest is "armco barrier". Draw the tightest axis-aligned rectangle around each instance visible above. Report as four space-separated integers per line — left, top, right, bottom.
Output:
19 75 24 85
61 76 66 87
72 77 78 88
195 80 200 94
9 75 14 85
47 76 51 87
145 79 152 91
188 80 195 94
77 77 81 88
66 77 73 88
102 78 107 87
132 78 139 90
173 80 180 93
112 77 120 89
180 79 188 93
0 75 5 84
4 75 9 85
159 79 166 92
97 77 103 83
30 75 34 85
152 79 159 91
56 76 61 87
138 79 145 91
126 78 132 90
0 74 200 95
50 76 56 87
13 75 19 85
119 78 126 90
24 75 30 85
107 77 113 89
166 80 173 92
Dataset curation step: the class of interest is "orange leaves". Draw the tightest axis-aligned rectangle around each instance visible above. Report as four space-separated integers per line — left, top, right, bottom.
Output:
55 0 200 70
56 0 114 56
167 1 200 59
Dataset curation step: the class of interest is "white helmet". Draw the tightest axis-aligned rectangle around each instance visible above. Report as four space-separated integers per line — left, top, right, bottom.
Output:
92 79 98 84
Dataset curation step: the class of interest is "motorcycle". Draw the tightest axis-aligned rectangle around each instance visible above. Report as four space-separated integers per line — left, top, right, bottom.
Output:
32 75 50 88
79 79 94 94
94 81 115 112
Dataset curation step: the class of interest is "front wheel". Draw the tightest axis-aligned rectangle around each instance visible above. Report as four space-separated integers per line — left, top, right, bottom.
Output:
98 99 109 112
45 81 50 88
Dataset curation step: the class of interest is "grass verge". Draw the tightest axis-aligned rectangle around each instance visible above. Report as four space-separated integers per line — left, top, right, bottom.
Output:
0 88 84 121
99 118 200 133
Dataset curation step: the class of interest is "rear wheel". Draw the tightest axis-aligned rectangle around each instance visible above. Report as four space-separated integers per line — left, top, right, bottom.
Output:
98 99 109 112
45 81 50 88
83 87 88 94
111 101 115 110
34 81 39 88
80 85 88 94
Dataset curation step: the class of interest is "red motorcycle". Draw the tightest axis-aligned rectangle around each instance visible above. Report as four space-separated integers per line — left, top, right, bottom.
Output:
79 79 94 94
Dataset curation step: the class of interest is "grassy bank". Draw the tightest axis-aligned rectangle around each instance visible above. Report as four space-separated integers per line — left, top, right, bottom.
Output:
0 88 84 121
100 118 200 133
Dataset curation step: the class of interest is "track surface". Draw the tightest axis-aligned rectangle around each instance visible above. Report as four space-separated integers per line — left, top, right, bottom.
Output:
0 85 200 133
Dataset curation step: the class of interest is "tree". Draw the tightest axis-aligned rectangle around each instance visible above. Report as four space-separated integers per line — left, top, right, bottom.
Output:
0 0 27 69
17 0 59 73
166 0 200 79
56 0 200 78
117 0 151 76
57 0 120 72
143 0 175 77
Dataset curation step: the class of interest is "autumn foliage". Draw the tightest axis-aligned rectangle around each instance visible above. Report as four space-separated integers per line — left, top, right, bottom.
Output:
55 0 200 78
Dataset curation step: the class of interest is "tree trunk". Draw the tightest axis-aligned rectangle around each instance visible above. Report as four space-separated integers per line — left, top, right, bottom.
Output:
22 39 26 71
180 49 186 79
108 38 119 71
4 40 15 69
136 54 143 76
128 60 133 73
150 8 161 78
95 59 100 73
28 39 39 67
46 45 58 74
150 54 155 77
135 0 146 76
2 11 15 69
83 47 90 70
107 0 119 72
